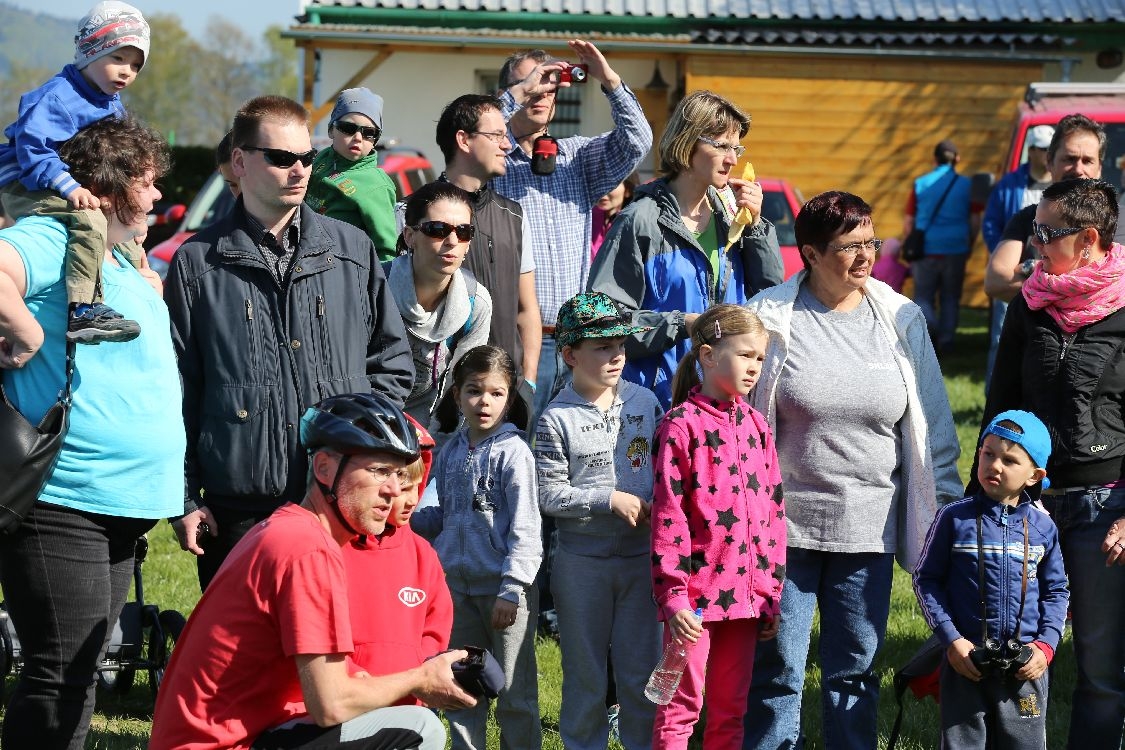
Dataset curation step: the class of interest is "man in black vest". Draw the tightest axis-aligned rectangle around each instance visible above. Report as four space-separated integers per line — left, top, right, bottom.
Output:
434 94 542 392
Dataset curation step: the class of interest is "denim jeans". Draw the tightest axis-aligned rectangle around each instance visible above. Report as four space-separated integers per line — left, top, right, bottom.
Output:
743 548 894 750
1040 486 1125 749
912 253 969 349
0 502 155 750
985 297 1008 390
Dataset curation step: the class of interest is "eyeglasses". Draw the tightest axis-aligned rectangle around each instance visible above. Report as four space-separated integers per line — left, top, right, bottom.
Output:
240 145 317 168
333 120 379 142
367 464 412 487
470 130 509 146
412 220 475 242
698 136 746 158
1031 221 1086 245
829 238 883 257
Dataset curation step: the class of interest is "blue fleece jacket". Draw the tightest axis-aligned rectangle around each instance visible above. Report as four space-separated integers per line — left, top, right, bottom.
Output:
411 422 542 602
982 164 1032 252
0 65 124 197
913 492 1069 652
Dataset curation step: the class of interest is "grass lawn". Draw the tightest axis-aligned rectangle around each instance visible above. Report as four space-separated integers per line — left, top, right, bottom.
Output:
1 307 1079 749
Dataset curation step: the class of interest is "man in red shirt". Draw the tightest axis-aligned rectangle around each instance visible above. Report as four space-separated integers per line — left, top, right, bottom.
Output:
150 393 475 750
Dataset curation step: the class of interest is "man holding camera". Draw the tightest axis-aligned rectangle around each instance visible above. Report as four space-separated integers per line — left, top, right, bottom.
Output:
493 40 652 417
912 410 1068 748
151 393 475 750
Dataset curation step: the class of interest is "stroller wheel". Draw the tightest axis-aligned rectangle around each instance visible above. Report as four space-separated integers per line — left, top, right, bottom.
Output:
96 663 136 694
148 609 186 696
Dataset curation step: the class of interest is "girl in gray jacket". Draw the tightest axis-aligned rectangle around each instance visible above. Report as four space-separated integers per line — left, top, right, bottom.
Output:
412 345 542 750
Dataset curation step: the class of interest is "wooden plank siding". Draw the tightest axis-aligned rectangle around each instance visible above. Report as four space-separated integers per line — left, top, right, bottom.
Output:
681 54 1044 305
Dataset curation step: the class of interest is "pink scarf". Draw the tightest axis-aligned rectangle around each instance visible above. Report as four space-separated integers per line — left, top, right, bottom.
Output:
1022 243 1125 333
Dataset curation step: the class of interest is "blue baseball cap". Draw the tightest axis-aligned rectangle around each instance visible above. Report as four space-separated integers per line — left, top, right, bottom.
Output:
983 409 1052 475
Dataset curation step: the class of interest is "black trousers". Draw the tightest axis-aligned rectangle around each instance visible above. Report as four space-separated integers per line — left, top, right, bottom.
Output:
196 505 273 591
0 502 154 750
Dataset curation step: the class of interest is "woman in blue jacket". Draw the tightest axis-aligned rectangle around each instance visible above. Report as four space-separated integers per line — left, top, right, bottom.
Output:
587 90 782 409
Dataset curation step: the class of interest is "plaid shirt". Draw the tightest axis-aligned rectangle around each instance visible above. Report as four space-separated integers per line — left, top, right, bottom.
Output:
493 84 651 325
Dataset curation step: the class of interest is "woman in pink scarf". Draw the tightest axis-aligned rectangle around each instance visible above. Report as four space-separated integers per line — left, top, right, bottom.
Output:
980 178 1125 747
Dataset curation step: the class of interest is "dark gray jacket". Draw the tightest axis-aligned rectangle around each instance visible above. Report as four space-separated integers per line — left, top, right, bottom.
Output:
166 202 414 514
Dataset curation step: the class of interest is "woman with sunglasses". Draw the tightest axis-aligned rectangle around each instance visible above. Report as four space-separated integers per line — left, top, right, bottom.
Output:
386 181 492 433
980 177 1125 748
587 90 782 410
306 87 399 260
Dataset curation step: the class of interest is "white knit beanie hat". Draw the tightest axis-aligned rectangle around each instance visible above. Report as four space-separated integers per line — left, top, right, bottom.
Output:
74 2 150 70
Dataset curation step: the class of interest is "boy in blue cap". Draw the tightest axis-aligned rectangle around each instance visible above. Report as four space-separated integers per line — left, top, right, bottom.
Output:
913 410 1069 749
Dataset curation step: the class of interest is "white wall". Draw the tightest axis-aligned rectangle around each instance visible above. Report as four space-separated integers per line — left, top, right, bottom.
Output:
315 48 656 166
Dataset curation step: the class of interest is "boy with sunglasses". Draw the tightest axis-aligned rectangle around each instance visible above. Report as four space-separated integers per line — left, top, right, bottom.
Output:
0 2 150 345
913 410 1068 749
306 87 399 260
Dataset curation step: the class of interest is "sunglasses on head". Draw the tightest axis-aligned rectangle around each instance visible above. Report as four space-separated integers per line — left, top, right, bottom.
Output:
333 120 379 142
240 145 317 168
412 221 475 242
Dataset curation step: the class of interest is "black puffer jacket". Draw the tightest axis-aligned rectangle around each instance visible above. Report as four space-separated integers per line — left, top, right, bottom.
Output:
166 202 414 514
981 293 1125 488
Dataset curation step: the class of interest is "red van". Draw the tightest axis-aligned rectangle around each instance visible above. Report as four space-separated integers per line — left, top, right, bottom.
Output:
147 145 435 279
1001 82 1125 187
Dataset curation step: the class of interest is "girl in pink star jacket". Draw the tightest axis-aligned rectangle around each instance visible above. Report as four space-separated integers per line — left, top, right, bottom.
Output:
650 304 787 750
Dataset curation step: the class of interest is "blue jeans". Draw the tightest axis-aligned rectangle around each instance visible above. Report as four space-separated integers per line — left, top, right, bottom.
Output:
985 297 1008 391
912 253 969 349
1040 486 1125 749
744 549 894 750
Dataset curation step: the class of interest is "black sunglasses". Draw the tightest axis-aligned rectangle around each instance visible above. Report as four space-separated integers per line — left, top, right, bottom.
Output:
413 221 475 242
240 145 317 168
333 120 379 142
1030 220 1086 245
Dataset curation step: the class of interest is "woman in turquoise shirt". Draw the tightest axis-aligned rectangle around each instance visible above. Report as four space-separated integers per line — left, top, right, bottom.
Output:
0 116 184 749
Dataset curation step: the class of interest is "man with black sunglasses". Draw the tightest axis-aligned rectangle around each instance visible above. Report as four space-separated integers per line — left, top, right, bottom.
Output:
307 87 400 260
164 94 414 591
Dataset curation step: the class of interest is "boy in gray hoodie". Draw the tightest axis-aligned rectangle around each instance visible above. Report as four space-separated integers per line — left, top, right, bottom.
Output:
535 292 664 750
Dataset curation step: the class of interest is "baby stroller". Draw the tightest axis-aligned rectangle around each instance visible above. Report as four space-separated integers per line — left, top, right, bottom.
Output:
0 535 186 702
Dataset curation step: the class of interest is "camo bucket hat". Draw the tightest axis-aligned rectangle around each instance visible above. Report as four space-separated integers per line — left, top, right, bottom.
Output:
555 292 650 348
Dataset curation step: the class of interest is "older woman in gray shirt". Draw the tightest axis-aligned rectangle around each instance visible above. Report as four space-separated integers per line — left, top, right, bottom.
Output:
742 190 961 749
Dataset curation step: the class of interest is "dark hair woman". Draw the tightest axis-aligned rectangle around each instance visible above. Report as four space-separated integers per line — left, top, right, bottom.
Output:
0 115 182 748
981 178 1125 748
743 190 961 748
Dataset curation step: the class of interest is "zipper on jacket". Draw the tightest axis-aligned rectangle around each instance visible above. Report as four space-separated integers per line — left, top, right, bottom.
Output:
1000 505 1010 641
317 294 325 318
1060 332 1077 361
245 299 253 320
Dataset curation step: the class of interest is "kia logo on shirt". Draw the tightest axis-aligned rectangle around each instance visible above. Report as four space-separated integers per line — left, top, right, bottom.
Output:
398 587 426 607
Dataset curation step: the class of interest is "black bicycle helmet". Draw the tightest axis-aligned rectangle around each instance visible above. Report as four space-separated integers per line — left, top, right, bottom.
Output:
300 392 419 460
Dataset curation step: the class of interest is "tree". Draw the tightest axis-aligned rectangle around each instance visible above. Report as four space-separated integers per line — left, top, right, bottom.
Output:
196 17 260 144
260 25 300 100
0 62 55 134
124 14 208 145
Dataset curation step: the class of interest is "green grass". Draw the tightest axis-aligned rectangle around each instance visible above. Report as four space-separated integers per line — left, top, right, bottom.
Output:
1 308 1079 748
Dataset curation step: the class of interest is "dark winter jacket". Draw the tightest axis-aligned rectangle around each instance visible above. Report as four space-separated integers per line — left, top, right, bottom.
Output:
166 201 414 515
914 493 1068 652
980 294 1125 489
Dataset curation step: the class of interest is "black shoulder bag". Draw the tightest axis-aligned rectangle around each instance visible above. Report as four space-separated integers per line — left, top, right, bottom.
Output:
902 173 959 262
0 342 76 533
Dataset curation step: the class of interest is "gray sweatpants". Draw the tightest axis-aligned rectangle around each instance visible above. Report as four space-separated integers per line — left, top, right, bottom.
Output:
552 546 661 750
446 587 541 750
939 660 1048 749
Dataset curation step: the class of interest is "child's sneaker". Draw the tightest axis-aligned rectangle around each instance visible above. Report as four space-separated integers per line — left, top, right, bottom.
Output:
67 303 141 344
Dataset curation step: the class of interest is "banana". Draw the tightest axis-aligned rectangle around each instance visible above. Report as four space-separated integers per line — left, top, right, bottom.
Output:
727 161 757 245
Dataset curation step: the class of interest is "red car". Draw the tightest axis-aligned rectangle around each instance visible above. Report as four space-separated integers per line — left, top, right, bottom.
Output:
759 177 805 279
147 146 435 279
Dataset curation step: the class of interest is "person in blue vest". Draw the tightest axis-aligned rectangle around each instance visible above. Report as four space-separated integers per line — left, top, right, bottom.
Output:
903 139 983 354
